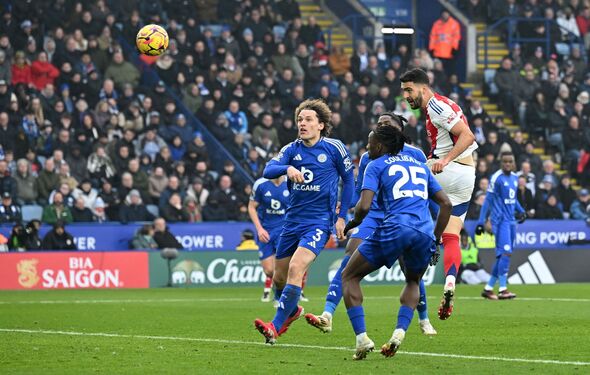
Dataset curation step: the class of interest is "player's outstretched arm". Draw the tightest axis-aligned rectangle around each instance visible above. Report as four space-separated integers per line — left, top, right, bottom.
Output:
263 144 294 179
432 190 452 242
343 189 374 236
431 120 475 174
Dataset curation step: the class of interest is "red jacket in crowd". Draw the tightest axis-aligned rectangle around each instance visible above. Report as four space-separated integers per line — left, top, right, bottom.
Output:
11 63 32 86
31 60 60 90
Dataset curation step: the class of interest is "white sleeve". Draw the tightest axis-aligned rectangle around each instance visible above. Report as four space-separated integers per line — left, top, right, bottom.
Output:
429 100 462 132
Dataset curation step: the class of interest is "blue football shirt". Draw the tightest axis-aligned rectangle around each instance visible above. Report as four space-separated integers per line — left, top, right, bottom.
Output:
362 153 441 238
263 137 354 224
353 144 428 217
479 170 525 224
251 178 289 230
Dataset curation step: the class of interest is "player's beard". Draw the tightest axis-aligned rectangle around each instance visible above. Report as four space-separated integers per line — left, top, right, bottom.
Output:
407 93 423 109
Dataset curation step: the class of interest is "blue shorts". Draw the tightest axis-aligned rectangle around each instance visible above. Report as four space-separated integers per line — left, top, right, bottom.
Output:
257 227 282 260
276 223 332 259
350 215 383 240
358 223 435 274
493 221 516 256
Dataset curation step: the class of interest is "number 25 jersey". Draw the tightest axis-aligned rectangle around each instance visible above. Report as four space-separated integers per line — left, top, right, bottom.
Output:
362 153 442 238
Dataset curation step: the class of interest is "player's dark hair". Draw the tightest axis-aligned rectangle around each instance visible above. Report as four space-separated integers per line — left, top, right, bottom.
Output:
295 98 332 136
379 111 408 131
399 68 430 85
500 151 514 158
374 125 405 156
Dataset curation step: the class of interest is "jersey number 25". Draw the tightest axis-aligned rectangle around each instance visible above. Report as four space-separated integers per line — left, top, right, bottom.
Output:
388 165 428 200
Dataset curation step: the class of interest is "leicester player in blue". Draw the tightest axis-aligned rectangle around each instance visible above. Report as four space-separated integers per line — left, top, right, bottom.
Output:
305 112 437 336
254 99 355 344
248 176 289 303
341 125 451 360
477 152 526 300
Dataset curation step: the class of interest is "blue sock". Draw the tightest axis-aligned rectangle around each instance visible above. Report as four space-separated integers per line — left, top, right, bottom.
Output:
498 255 510 290
346 305 366 335
272 284 301 331
274 287 283 301
417 279 428 321
324 255 350 315
486 258 500 289
396 305 414 331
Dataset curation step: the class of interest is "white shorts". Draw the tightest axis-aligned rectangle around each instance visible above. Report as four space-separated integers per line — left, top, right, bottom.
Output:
428 160 475 220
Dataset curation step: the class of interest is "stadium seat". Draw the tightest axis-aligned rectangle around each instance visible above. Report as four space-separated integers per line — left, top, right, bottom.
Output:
22 205 43 222
146 204 159 218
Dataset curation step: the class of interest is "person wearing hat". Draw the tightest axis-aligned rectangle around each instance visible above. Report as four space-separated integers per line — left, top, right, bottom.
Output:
41 219 77 251
119 189 154 224
0 192 21 223
570 189 590 220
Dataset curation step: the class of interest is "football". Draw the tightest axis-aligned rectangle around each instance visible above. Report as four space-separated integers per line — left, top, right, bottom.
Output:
135 24 169 56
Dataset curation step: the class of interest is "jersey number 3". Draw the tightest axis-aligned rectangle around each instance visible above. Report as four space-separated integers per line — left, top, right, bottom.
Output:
388 165 427 200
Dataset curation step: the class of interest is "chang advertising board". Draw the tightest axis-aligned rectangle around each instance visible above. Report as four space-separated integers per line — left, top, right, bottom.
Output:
0 252 149 290
149 250 445 287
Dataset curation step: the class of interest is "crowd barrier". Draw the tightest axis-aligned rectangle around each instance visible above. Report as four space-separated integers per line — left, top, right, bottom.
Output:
1 220 588 251
2 246 589 290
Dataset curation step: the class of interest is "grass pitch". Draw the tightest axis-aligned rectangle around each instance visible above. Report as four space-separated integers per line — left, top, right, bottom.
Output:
1 284 589 374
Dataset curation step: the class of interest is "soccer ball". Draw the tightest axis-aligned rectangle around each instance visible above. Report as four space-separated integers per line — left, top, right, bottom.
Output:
136 24 169 56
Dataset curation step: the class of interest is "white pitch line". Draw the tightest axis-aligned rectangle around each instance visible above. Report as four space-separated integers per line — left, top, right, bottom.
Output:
0 296 588 305
0 328 588 367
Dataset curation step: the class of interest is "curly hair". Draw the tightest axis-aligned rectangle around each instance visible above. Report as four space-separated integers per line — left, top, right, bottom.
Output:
295 98 332 137
373 124 405 156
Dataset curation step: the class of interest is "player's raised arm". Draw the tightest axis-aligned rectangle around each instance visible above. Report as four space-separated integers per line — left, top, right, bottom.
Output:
431 119 475 174
263 144 304 182
431 190 452 242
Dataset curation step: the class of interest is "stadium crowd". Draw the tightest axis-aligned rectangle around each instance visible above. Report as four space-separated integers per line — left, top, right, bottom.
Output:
0 0 589 251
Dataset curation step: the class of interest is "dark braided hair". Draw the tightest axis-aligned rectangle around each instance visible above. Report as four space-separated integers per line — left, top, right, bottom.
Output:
379 111 408 131
373 124 405 156
378 111 410 144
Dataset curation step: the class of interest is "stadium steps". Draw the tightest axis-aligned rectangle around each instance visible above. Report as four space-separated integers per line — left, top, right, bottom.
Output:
471 22 579 190
298 0 353 54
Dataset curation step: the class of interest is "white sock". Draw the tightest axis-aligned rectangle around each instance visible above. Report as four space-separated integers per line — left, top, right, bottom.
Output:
356 332 368 343
484 285 494 291
392 328 406 339
264 288 271 293
499 287 507 292
419 318 430 324
445 275 456 289
322 311 332 320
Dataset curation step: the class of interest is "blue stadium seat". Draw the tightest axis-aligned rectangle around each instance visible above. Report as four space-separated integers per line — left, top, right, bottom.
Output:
146 204 159 218
22 205 43 222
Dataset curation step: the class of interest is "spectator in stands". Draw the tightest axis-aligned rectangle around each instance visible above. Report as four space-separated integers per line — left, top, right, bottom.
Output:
0 159 16 198
187 177 209 208
66 145 89 183
570 188 590 220
518 160 539 194
495 57 520 116
87 145 116 184
300 16 323 47
14 158 38 205
37 158 59 204
521 142 544 177
127 158 149 201
72 179 98 209
31 51 59 91
153 217 182 249
58 163 78 191
224 100 248 135
119 189 154 224
71 197 94 222
11 51 31 86
467 191 486 220
8 223 26 251
536 194 564 219
517 175 536 217
557 174 578 215
563 115 587 174
161 192 189 223
148 166 168 204
541 160 560 187
131 224 158 250
104 51 140 89
328 45 350 78
158 175 185 210
429 10 461 75
23 220 42 251
41 220 77 250
203 175 240 221
42 190 73 225
0 192 21 223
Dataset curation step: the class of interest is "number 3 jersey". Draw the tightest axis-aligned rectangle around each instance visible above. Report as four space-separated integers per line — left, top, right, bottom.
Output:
264 137 354 225
362 153 442 239
250 178 289 230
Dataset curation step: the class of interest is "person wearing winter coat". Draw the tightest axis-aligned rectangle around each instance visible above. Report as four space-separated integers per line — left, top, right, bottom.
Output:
14 158 38 205
41 220 77 250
